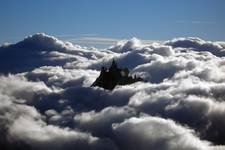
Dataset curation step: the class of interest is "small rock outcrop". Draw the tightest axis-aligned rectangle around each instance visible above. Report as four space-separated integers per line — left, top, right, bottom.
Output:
91 59 144 90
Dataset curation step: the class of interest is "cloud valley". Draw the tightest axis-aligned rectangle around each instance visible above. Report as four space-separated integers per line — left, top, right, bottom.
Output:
1 33 225 150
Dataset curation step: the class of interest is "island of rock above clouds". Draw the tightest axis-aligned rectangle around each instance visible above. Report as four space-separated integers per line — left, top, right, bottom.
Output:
92 59 144 90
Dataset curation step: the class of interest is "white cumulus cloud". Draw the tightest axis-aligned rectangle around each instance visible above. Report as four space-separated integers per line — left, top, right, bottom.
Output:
0 33 225 150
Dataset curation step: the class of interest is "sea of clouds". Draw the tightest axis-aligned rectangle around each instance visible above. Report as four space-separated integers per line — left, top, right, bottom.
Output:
1 33 225 150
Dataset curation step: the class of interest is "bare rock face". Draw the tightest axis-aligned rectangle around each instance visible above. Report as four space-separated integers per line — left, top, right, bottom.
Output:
91 59 144 90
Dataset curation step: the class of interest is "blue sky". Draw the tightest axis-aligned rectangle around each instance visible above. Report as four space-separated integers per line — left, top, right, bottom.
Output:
1 0 225 46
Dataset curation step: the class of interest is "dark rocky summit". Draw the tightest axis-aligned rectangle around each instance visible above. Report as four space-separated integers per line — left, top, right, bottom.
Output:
91 59 144 90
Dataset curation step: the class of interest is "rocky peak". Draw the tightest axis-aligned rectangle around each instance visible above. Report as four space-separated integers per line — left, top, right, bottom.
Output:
91 59 144 90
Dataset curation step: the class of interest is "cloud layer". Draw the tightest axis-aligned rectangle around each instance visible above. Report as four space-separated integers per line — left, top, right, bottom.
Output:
1 33 225 150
